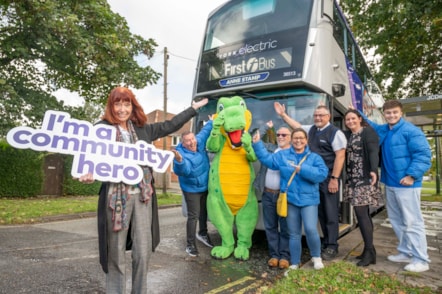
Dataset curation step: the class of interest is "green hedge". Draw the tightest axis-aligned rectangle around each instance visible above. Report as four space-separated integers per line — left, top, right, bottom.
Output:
0 141 100 197
63 155 101 195
0 141 44 197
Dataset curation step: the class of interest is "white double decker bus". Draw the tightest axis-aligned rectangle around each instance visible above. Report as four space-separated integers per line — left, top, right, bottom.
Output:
192 0 384 234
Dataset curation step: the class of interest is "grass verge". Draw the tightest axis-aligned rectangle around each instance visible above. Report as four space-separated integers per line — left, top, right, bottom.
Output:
262 261 435 293
422 181 441 198
0 193 182 225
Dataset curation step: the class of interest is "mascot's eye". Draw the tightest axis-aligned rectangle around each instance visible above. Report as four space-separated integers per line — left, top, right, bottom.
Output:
218 104 224 112
240 101 246 109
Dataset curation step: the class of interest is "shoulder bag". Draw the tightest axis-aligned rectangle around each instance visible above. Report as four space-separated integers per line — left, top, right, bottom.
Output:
276 153 310 217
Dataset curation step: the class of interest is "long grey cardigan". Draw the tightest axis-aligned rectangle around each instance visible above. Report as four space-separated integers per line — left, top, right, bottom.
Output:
97 107 197 273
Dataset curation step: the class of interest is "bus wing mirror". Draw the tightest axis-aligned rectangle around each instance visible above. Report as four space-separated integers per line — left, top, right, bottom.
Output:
332 83 346 97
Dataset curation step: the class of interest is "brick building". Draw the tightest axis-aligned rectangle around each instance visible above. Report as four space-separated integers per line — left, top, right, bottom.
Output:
146 109 192 187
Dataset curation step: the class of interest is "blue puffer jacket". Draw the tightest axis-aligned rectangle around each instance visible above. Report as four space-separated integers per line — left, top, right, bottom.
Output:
360 113 431 187
253 142 328 207
173 121 212 193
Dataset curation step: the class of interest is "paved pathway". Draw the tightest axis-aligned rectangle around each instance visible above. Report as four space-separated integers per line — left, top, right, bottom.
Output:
332 202 442 291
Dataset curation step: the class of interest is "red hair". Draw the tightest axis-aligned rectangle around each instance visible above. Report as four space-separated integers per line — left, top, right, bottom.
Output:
101 87 147 127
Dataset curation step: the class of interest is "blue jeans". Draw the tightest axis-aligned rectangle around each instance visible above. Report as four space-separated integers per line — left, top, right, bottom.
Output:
262 190 290 260
287 203 321 265
385 186 430 263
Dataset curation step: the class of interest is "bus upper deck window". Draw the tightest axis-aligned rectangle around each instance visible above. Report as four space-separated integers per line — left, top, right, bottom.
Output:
243 0 275 19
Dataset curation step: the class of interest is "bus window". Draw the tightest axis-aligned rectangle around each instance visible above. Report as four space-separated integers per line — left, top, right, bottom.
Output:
242 0 275 19
204 0 312 51
194 92 326 135
285 95 327 125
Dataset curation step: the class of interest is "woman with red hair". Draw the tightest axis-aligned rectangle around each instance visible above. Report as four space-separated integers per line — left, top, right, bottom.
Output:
80 86 207 293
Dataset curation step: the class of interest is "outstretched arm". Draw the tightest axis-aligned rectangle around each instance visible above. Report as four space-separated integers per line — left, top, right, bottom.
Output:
274 102 301 129
298 154 328 184
149 99 208 140
172 150 192 177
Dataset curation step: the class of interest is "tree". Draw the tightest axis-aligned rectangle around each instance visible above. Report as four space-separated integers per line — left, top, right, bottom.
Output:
0 0 160 136
340 0 442 100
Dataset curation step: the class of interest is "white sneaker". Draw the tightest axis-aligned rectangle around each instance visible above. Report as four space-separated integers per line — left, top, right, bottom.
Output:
404 261 429 273
311 257 324 270
387 253 412 263
284 264 299 277
185 246 198 257
196 233 214 248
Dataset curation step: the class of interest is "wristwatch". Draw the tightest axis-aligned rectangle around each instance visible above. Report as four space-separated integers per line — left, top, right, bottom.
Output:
330 175 339 180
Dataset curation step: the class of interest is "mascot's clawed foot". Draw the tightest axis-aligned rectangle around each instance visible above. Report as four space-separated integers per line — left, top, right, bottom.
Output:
211 245 234 260
234 246 250 261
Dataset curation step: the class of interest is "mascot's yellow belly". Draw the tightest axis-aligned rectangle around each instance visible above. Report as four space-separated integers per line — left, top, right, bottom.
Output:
219 143 250 215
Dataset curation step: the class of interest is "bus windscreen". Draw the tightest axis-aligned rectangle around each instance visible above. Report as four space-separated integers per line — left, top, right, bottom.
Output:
197 0 312 95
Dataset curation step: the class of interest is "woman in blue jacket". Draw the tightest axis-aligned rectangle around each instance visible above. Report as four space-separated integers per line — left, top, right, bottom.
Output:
253 128 328 276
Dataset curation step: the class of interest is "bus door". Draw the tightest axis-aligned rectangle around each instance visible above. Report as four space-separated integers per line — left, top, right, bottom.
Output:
330 102 355 236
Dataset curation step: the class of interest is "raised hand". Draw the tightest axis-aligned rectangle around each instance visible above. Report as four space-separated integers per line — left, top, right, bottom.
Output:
192 98 208 110
212 112 224 130
171 149 183 162
241 132 252 148
274 102 286 116
252 131 261 143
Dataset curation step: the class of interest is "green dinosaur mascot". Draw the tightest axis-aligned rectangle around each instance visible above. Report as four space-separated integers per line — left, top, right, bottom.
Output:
207 96 258 260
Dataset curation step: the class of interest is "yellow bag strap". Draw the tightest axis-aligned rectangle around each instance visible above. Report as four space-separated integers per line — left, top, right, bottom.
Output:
284 152 310 192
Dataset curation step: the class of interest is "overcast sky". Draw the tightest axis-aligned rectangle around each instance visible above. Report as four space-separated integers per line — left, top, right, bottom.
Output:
107 0 226 114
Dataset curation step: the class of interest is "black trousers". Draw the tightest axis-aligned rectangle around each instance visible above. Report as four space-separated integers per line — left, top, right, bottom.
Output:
183 191 209 247
318 179 340 251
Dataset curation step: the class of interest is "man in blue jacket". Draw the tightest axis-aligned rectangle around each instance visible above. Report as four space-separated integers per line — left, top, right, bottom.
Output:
172 120 213 257
253 122 292 269
360 100 431 272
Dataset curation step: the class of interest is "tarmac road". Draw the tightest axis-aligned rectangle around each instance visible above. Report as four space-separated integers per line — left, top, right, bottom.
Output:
0 202 441 293
0 215 102 293
0 207 282 294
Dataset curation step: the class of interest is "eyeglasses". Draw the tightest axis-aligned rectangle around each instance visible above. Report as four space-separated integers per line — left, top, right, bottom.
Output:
276 133 290 137
313 114 329 118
